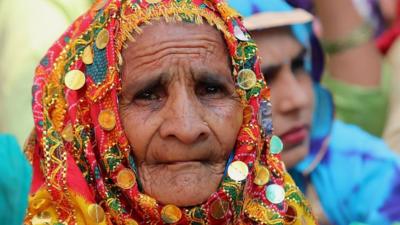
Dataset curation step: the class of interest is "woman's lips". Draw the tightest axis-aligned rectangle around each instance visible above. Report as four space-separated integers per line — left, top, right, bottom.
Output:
280 126 309 148
162 161 205 170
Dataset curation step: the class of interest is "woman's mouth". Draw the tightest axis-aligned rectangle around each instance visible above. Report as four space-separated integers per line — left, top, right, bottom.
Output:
162 161 205 170
280 125 309 149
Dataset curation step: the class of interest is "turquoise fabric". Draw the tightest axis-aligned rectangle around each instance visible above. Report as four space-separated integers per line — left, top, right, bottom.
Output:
0 134 32 225
294 121 400 225
230 0 400 224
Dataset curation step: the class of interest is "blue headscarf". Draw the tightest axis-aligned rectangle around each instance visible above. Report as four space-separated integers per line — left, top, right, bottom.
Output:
230 0 400 224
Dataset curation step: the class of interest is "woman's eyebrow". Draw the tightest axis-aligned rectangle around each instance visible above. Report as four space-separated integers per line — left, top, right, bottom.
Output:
261 64 282 79
124 73 163 92
193 72 234 85
124 70 233 93
261 47 307 74
292 48 307 64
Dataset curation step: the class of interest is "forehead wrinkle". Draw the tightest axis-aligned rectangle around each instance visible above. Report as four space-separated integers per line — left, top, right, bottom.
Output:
121 47 220 90
127 34 219 58
136 34 219 54
156 57 194 89
122 22 230 88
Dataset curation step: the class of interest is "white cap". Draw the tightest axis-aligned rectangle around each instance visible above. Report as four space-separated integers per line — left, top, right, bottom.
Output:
243 8 313 31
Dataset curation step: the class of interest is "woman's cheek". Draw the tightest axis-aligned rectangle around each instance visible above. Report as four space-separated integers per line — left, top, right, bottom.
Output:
205 100 243 144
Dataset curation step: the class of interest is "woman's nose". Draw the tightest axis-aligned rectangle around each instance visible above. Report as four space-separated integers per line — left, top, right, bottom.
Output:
276 67 309 114
159 90 210 144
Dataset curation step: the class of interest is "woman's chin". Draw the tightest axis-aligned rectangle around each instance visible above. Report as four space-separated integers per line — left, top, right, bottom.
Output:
139 162 225 207
154 179 218 207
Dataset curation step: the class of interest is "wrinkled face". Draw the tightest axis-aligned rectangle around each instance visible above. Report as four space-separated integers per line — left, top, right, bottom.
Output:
119 21 243 207
252 27 314 169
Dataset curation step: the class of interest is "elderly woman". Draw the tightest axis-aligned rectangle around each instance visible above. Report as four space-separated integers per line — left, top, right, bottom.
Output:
23 0 315 224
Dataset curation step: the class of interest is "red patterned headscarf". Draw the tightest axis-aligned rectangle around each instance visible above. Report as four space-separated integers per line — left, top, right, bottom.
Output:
24 0 316 224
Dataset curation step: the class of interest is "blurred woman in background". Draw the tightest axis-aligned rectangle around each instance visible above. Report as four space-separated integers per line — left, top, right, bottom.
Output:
230 0 400 224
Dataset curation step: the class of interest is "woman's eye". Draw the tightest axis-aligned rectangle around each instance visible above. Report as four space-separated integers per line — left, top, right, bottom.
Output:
134 88 162 102
291 58 305 73
263 68 279 84
196 83 226 97
205 86 220 94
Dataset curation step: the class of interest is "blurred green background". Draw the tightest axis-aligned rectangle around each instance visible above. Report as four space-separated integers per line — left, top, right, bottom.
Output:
0 0 94 145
